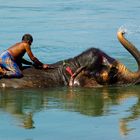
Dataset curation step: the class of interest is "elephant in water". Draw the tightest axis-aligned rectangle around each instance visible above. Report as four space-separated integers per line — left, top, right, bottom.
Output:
0 30 140 88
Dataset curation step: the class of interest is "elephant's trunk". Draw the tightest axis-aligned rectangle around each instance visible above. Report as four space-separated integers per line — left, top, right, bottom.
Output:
117 30 140 69
116 30 140 83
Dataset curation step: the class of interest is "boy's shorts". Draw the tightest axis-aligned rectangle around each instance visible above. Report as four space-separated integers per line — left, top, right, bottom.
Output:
0 51 22 78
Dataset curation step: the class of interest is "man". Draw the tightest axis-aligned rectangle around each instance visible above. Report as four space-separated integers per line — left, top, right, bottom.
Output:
0 34 48 78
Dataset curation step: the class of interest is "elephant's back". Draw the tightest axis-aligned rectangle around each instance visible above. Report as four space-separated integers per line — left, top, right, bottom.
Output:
0 67 64 88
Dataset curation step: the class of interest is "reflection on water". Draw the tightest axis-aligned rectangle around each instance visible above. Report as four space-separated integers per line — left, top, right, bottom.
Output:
0 86 140 136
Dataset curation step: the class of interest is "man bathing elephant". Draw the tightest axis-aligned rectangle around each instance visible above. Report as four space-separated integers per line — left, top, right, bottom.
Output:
0 30 140 88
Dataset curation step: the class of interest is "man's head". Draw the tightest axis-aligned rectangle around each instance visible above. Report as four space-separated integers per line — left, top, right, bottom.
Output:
22 34 33 45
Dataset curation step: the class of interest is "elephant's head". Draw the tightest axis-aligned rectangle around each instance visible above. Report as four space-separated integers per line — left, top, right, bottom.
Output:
69 30 140 87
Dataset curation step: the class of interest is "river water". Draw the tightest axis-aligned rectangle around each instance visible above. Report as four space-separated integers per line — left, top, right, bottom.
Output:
0 0 140 140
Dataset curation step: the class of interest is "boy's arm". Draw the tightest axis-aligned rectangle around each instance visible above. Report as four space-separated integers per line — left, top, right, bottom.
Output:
22 57 49 69
32 57 43 67
21 58 32 65
25 44 43 67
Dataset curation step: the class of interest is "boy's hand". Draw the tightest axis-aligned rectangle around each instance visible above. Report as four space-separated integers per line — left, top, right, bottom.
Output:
43 64 49 69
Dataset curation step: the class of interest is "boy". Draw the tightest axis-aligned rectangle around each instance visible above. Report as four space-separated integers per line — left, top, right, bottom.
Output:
0 34 48 78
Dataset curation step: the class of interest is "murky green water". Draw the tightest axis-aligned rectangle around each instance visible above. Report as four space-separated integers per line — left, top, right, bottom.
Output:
0 0 140 139
0 86 140 140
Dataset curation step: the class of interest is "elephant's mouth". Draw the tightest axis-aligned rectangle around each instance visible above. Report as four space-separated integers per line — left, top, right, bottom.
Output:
69 66 86 87
69 67 101 87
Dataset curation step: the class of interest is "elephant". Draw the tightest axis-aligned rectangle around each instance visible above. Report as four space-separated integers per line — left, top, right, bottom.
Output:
70 30 140 87
0 30 139 88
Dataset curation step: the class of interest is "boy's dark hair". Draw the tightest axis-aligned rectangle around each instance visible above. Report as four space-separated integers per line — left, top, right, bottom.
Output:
22 34 33 43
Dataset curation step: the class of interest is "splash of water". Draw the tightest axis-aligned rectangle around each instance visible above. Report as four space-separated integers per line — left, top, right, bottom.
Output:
118 25 128 34
118 25 140 36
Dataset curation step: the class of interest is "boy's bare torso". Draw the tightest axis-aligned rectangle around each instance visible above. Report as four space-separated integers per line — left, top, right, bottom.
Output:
8 42 35 62
8 42 26 60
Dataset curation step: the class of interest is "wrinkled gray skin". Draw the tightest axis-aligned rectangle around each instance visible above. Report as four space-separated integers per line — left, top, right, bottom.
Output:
0 30 140 88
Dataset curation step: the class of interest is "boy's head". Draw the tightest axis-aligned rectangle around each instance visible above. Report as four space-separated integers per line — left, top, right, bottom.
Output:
22 34 33 45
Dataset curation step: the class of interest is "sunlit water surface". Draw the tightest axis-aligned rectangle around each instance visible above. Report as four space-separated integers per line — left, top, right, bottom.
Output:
0 0 140 140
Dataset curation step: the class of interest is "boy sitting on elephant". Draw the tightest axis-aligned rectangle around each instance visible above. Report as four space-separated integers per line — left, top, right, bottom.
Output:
0 34 48 78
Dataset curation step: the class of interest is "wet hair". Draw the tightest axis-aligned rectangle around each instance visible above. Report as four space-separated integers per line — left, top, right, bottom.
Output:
22 34 33 43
